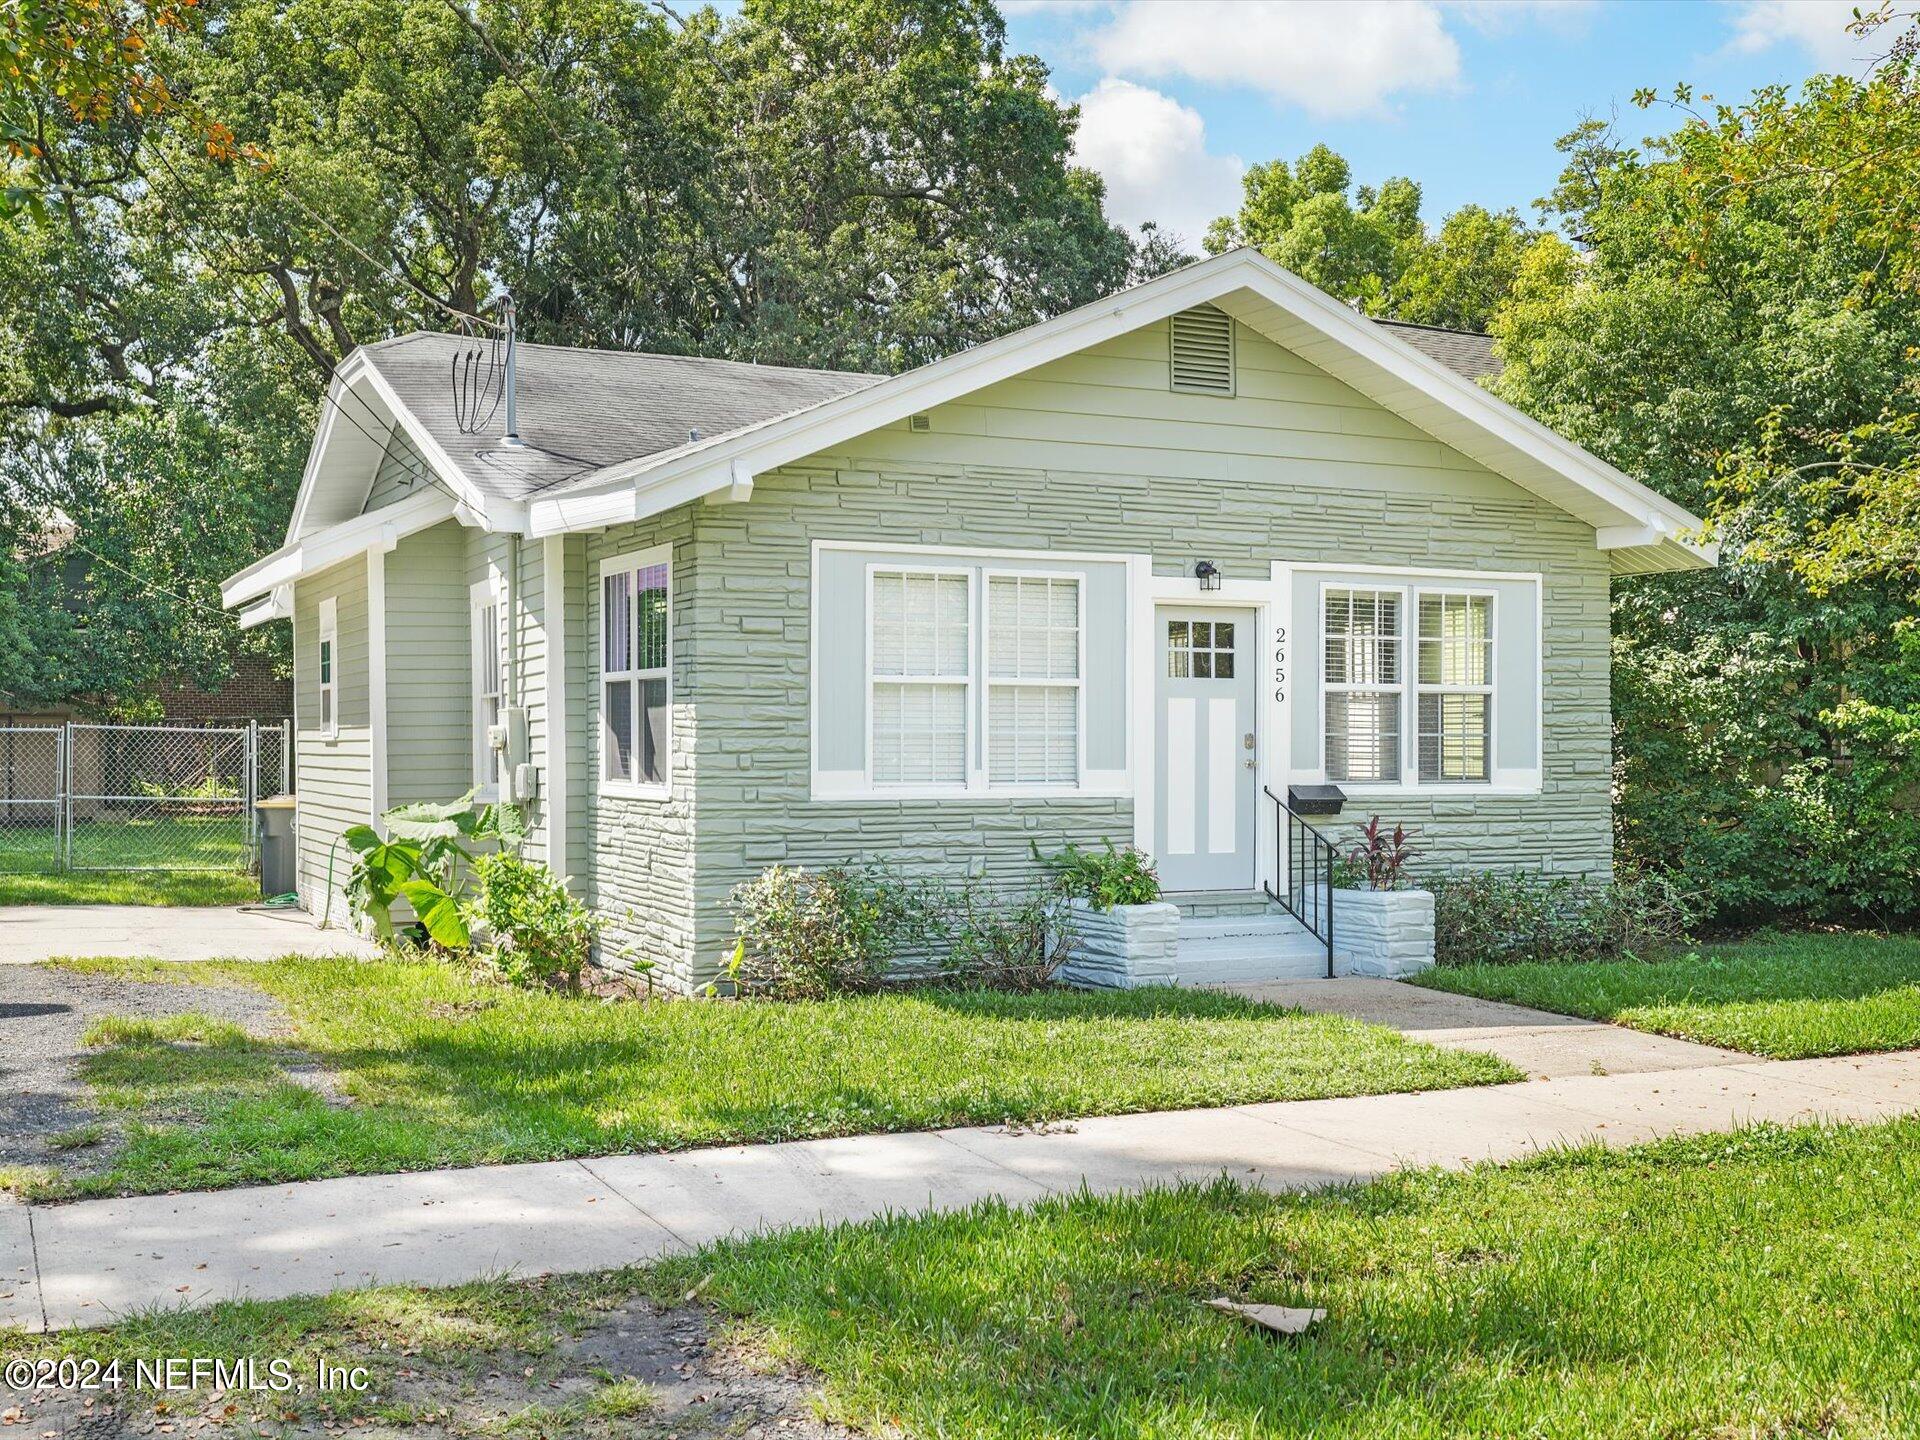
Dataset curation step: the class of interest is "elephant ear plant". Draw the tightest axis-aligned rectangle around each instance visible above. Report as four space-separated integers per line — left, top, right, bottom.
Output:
344 792 528 948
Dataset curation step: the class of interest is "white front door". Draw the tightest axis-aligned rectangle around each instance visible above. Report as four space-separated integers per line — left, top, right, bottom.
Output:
1153 606 1257 891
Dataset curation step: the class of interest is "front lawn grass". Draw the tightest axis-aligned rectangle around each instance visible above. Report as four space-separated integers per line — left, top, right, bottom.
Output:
1413 929 1920 1058
659 1118 1920 1437
9 1118 1917 1437
22 956 1517 1200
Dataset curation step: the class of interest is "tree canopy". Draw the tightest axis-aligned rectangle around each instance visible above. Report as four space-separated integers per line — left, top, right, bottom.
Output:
0 0 1145 710
1203 141 1542 333
1489 13 1920 922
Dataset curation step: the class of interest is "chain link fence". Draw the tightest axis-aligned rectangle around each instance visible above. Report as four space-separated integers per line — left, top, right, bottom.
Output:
0 726 63 873
0 720 291 875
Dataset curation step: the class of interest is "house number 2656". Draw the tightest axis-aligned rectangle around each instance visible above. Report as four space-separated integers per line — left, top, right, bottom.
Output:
1273 625 1287 702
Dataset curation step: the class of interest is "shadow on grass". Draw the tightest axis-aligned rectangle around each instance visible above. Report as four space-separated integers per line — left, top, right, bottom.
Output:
906 984 1303 1023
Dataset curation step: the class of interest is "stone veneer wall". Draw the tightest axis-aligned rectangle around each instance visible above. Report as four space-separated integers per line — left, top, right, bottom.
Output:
575 318 1615 991
663 463 1610 990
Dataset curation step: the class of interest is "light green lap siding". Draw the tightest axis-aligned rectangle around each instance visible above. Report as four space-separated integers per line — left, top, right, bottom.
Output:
292 555 370 924
384 522 470 810
362 429 432 513
674 468 1609 984
556 534 591 886
604 317 1615 991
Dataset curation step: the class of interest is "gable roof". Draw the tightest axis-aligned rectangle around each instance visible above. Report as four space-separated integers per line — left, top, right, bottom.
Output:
526 249 1710 574
227 248 1710 613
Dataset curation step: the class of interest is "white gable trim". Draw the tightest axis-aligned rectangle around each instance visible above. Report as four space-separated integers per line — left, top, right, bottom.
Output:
525 249 1713 574
222 486 463 609
279 350 526 559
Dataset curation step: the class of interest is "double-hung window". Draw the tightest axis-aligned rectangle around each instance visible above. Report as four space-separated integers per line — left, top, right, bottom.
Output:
1322 584 1497 785
601 548 671 791
472 579 504 795
986 573 1081 785
317 596 338 740
869 568 971 786
1416 591 1493 783
1323 588 1403 782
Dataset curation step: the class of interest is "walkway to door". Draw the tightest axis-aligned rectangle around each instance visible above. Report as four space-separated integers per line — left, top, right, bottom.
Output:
1215 978 1747 1078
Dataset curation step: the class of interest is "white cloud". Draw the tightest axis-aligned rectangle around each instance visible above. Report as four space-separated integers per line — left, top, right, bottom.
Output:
1087 1 1462 120
1727 0 1881 69
1070 78 1245 247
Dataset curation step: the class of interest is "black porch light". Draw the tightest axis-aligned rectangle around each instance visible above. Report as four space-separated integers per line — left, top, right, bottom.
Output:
1194 559 1221 592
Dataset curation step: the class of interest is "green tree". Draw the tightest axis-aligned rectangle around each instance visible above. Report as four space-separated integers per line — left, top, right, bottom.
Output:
0 0 1138 711
1491 32 1920 921
1204 142 1539 332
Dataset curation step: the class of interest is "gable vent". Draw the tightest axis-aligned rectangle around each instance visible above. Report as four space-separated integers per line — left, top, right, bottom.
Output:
1169 305 1235 396
908 412 931 432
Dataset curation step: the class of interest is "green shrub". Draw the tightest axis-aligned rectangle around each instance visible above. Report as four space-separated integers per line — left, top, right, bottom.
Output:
941 885 1077 991
1430 867 1698 967
471 850 596 992
1032 840 1161 910
724 863 943 999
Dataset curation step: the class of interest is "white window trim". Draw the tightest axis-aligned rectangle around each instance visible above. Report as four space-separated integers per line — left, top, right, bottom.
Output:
316 596 339 742
982 568 1086 792
1413 585 1497 786
470 575 504 802
1303 570 1540 797
597 543 673 801
810 540 1136 804
1320 584 1406 786
863 563 976 795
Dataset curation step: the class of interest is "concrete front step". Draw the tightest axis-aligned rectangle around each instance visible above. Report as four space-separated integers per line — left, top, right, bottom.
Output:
1174 940 1330 985
1174 909 1329 984
1170 889 1284 921
1179 913 1308 942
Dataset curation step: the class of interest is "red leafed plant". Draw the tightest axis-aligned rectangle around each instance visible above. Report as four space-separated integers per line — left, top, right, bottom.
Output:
1344 815 1417 891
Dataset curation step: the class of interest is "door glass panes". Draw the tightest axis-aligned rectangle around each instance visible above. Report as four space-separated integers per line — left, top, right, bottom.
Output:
1167 618 1235 679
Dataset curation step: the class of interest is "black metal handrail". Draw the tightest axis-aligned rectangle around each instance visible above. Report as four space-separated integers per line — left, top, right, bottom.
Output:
1262 786 1336 979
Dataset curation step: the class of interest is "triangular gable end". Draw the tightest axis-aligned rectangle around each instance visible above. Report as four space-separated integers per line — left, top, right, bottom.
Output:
527 249 1712 576
223 351 507 613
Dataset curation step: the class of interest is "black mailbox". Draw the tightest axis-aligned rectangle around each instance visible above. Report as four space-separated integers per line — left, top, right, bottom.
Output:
1287 784 1346 817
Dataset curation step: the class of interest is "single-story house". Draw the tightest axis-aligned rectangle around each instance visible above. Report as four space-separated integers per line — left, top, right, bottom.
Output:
221 249 1712 992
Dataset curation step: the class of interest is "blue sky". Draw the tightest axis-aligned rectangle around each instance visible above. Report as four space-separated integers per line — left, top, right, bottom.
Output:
999 1 1885 248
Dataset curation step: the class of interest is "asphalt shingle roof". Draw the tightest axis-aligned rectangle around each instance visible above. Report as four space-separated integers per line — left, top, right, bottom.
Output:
362 316 1498 504
1372 320 1501 383
359 333 882 503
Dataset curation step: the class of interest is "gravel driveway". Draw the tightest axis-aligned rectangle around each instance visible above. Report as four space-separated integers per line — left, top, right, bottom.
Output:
0 965 288 1180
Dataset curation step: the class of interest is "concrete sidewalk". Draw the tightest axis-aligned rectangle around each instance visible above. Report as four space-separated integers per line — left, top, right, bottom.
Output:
6 1048 1917 1333
0 906 377 964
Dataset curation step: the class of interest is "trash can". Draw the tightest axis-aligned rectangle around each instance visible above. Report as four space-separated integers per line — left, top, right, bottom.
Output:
256 794 298 900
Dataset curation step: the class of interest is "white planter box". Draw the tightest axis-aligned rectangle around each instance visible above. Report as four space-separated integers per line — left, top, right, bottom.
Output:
1056 898 1181 989
1333 887 1435 978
